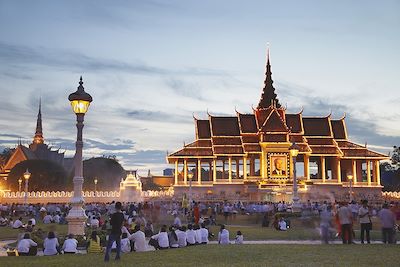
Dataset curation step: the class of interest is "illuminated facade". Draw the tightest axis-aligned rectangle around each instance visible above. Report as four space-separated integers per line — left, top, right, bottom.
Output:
167 53 388 202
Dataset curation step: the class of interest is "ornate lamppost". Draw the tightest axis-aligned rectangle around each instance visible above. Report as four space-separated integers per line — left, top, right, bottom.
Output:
347 174 353 202
289 142 301 212
188 171 194 209
94 178 98 197
23 169 31 205
18 177 22 192
66 76 92 235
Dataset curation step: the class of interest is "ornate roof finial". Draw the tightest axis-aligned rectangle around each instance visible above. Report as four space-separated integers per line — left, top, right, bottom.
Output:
258 45 281 109
33 98 44 145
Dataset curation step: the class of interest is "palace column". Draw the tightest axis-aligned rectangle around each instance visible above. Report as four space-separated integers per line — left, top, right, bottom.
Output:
213 159 217 183
304 154 310 181
243 156 247 179
236 159 240 179
367 160 371 186
375 161 381 186
197 159 202 184
184 159 188 184
222 159 226 179
174 160 179 185
352 160 357 185
209 162 213 181
337 158 342 183
228 157 232 183
321 156 326 182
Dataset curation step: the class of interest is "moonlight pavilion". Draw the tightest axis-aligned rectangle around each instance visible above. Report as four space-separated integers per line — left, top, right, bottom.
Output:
167 53 388 202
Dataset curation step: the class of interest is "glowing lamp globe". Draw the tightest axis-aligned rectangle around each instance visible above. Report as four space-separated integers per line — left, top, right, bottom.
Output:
68 76 93 115
187 171 194 180
289 142 300 157
347 174 353 181
23 169 31 180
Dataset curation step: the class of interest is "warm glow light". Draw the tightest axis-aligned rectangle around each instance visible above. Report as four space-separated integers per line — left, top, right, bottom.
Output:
187 172 194 180
347 174 353 181
94 178 98 185
289 142 300 157
18 178 22 184
70 100 90 114
23 169 31 180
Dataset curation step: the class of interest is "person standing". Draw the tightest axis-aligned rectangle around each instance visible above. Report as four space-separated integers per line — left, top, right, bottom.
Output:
104 201 124 261
359 200 372 244
337 202 353 244
378 203 396 244
320 205 333 244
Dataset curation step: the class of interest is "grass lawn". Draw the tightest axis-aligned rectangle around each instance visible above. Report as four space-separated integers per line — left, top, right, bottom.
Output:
0 214 387 242
0 244 398 267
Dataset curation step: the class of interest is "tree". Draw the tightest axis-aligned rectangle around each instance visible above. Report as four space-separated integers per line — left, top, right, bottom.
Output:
8 159 69 191
391 146 400 169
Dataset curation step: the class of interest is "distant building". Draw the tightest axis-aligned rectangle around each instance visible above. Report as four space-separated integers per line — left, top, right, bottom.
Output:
0 101 67 181
167 52 388 202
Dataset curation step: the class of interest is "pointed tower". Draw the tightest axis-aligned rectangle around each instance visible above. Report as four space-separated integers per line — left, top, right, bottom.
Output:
33 98 44 145
257 49 281 109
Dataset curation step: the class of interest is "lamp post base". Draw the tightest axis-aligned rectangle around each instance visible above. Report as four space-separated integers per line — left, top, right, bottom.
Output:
66 204 87 235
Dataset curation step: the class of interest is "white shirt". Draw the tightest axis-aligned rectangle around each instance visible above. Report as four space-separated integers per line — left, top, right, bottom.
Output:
62 238 78 253
235 235 244 244
358 206 371 224
17 239 37 253
43 215 53 224
218 229 230 244
200 228 209 243
175 230 187 247
279 220 287 231
43 238 59 255
129 230 147 252
152 232 169 248
29 218 36 226
186 229 196 245
13 219 23 229
195 229 202 244
121 238 131 253
173 217 182 227
53 215 60 224
338 206 352 225
90 218 99 228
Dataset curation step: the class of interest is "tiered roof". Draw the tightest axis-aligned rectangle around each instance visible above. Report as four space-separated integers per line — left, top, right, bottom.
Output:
167 53 387 161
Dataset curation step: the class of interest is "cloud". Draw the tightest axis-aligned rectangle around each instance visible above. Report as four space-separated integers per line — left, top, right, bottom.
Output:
0 42 228 77
125 109 192 123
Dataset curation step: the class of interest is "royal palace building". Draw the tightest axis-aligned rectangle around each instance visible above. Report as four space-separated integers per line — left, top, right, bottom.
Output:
167 53 388 202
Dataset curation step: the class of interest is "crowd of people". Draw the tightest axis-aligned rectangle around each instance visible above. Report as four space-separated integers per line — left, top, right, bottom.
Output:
0 198 399 259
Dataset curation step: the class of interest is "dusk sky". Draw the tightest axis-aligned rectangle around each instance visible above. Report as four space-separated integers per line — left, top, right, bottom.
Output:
0 0 399 175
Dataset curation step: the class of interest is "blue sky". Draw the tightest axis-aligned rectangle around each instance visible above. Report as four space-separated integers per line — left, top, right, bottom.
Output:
0 0 399 175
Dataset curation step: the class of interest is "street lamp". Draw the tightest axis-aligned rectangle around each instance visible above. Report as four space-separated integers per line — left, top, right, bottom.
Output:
347 174 353 202
289 142 301 212
94 178 98 197
23 169 31 205
18 177 22 192
66 76 92 235
187 170 194 209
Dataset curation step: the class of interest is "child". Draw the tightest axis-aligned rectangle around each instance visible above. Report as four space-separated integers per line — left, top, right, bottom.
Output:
234 231 243 244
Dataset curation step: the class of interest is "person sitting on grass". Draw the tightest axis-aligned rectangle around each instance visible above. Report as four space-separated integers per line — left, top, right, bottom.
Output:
62 234 78 254
87 231 103 253
176 225 187 248
121 233 131 253
200 223 209 244
186 224 196 246
12 217 24 229
129 224 147 252
218 224 230 245
278 217 288 231
168 226 179 248
17 233 37 256
43 213 53 224
234 231 244 244
43 231 60 256
150 225 169 250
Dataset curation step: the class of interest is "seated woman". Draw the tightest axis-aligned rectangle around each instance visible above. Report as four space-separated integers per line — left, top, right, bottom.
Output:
120 233 131 253
278 218 288 231
234 231 244 244
43 231 60 256
168 226 179 248
62 234 78 254
17 233 37 256
151 225 169 250
218 225 230 245
87 231 103 253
